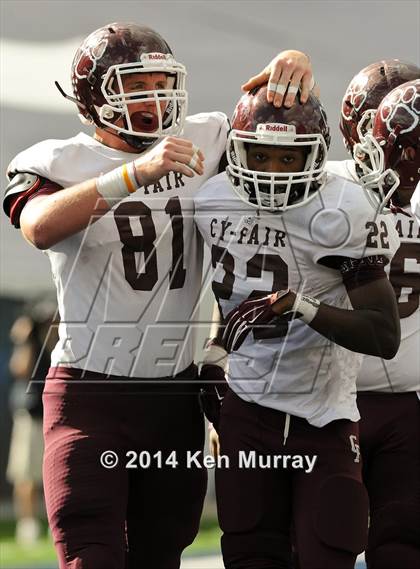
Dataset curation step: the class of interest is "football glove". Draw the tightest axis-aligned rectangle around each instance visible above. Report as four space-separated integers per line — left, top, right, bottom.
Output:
198 338 229 432
222 289 291 353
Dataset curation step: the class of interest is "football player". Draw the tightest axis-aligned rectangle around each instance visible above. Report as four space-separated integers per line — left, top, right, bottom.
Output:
327 65 420 569
327 59 419 193
2 22 314 569
347 79 420 569
194 85 401 569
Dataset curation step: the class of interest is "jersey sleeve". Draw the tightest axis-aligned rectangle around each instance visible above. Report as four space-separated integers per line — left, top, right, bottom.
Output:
4 139 67 227
201 112 230 178
311 207 400 266
185 112 230 178
3 172 63 228
210 112 230 169
324 159 358 183
319 254 388 290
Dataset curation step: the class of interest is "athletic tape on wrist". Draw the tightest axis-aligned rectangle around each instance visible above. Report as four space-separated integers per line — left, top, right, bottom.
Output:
96 162 138 207
293 293 320 324
122 163 138 194
203 343 228 371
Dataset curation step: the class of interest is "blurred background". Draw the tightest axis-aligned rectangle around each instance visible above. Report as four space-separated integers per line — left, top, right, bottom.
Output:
1 1 419 567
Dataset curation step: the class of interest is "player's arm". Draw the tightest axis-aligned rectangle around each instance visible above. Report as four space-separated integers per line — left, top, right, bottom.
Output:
242 50 316 107
9 137 204 249
274 275 400 360
222 256 401 360
19 177 108 249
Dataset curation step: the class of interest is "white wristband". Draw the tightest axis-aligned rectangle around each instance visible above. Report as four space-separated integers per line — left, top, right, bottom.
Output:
292 293 320 324
203 343 228 372
96 162 139 207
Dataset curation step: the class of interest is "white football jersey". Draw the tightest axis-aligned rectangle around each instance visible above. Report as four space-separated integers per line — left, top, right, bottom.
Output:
357 206 420 392
325 159 358 183
326 160 420 392
8 112 229 377
194 172 400 427
411 180 420 224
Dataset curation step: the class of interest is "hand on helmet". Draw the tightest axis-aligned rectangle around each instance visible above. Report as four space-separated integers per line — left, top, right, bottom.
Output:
242 50 314 108
133 137 204 186
221 290 296 353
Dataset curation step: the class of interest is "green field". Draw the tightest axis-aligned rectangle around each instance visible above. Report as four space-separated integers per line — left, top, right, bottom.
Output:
0 518 222 568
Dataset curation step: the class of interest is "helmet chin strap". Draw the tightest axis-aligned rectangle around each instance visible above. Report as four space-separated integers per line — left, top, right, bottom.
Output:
97 122 158 153
118 113 160 152
119 131 157 151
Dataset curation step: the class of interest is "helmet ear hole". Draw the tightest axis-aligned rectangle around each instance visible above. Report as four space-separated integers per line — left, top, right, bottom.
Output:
102 107 115 120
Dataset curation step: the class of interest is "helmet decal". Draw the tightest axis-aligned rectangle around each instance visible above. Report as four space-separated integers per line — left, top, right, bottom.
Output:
342 74 369 119
340 60 420 154
380 83 419 134
74 38 108 82
353 79 420 211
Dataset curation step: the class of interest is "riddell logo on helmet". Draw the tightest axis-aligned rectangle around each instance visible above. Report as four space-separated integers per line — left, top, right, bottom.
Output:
267 124 288 132
143 53 170 61
257 123 296 135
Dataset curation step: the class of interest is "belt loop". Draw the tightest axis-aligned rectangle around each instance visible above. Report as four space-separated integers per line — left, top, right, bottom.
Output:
283 413 291 446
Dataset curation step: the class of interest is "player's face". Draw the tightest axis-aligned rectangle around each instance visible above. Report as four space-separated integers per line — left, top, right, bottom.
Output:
247 144 307 173
119 72 171 133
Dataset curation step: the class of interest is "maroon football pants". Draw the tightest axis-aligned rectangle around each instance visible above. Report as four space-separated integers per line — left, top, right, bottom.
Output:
358 392 420 569
216 389 368 569
42 365 207 569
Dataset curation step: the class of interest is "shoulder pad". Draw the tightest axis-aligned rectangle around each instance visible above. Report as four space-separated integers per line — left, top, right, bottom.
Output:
3 172 42 227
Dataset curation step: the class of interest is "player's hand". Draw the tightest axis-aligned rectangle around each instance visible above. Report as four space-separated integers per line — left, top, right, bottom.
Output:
209 427 220 459
242 50 313 108
199 364 229 431
133 136 204 186
222 290 295 352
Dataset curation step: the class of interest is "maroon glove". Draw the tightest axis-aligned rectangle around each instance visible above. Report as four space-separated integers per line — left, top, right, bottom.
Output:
222 290 290 353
